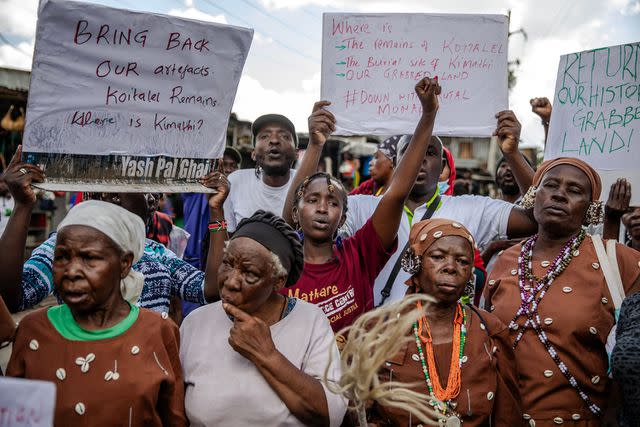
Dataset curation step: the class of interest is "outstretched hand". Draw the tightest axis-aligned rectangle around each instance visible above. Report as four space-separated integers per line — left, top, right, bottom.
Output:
494 110 522 155
223 302 277 363
308 101 336 146
415 77 441 115
199 170 230 210
1 145 44 206
605 178 631 219
530 97 552 122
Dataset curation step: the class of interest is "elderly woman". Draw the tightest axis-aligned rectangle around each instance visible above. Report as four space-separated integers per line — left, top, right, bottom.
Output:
484 157 640 426
180 210 347 426
7 200 185 426
367 218 522 426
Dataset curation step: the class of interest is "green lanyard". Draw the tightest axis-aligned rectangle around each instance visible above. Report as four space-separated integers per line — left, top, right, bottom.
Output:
404 191 441 226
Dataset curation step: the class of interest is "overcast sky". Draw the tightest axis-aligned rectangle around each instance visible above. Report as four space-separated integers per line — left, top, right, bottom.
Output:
1 0 638 148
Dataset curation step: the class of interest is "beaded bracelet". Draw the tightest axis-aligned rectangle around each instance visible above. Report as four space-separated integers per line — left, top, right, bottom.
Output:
208 220 227 232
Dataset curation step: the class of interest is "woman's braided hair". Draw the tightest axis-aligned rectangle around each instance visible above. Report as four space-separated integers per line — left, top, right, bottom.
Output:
292 172 349 223
235 210 304 287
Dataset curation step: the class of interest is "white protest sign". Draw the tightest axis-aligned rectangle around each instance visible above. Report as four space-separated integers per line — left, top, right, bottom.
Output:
545 42 640 203
321 13 508 136
0 377 56 427
23 0 252 192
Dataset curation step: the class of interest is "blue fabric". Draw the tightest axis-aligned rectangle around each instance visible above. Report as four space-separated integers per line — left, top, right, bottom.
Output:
181 301 202 317
282 296 297 318
21 234 207 313
437 181 451 195
182 193 211 270
181 193 212 317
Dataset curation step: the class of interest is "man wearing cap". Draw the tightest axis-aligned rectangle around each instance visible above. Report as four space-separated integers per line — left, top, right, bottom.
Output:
350 135 398 196
343 110 538 306
222 146 242 176
223 113 297 233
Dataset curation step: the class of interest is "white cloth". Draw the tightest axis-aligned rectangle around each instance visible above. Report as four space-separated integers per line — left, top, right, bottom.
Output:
223 168 295 232
56 200 146 304
180 299 347 427
343 194 514 305
586 223 604 236
168 225 190 259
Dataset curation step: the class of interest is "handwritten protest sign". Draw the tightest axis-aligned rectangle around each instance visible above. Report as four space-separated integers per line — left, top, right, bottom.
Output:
0 377 56 427
321 13 508 136
23 0 252 192
545 42 640 203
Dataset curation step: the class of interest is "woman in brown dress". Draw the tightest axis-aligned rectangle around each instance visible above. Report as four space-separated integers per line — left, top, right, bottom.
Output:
484 157 640 426
6 199 190 426
369 218 522 426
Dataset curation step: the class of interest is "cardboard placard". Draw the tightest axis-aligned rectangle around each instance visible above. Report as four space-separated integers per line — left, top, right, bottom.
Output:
321 13 508 137
23 0 253 192
545 42 640 203
0 377 56 427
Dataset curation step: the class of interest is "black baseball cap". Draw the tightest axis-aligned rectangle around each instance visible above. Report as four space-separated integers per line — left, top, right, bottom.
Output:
251 114 298 147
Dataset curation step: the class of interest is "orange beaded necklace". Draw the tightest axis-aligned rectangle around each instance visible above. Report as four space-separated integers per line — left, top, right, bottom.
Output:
415 301 465 402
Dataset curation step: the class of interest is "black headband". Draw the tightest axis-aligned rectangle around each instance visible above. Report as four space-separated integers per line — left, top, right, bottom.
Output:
232 221 295 280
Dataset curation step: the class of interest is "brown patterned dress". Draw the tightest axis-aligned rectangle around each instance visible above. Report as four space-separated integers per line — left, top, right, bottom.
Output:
484 235 640 426
369 306 524 426
7 307 186 426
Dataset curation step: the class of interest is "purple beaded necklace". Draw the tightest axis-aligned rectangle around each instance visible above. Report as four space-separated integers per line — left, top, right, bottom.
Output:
512 230 601 415
510 229 585 345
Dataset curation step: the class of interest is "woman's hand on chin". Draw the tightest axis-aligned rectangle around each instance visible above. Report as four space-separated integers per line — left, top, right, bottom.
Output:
223 302 277 364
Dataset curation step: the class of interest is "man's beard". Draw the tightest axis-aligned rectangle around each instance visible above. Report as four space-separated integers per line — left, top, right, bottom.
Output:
500 182 520 196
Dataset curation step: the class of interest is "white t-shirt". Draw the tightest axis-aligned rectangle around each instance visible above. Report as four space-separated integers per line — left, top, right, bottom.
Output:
223 168 295 232
343 194 514 305
180 299 347 426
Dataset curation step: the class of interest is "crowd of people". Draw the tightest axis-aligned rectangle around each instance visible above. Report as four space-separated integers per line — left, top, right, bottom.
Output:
0 76 639 427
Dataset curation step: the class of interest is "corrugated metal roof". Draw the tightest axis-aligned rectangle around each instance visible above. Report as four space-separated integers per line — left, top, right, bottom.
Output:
0 67 30 92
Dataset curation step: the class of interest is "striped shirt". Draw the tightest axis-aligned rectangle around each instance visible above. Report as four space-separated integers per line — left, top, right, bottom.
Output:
20 234 207 313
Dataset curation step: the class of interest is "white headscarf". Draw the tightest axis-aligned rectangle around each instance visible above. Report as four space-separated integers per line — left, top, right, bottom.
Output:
56 200 146 304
